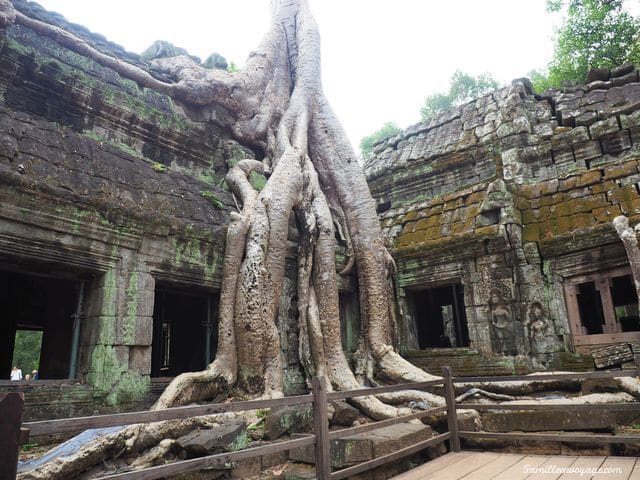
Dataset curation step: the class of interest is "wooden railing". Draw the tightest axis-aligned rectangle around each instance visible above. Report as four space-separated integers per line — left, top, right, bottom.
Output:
5 371 450 480
6 366 640 480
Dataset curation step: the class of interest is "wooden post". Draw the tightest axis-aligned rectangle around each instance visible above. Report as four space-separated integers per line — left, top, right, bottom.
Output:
312 376 331 480
442 366 460 452
0 392 25 480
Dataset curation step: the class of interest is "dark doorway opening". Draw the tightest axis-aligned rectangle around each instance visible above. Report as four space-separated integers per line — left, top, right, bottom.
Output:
151 286 218 377
411 283 469 348
0 270 80 380
576 281 605 335
611 275 640 332
339 291 360 356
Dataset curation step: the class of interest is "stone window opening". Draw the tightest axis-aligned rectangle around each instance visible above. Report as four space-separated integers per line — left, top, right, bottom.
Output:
478 208 501 226
564 267 640 347
0 269 84 380
407 283 470 349
151 286 218 378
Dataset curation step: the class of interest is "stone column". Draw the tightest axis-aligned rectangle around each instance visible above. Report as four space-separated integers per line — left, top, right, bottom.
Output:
78 248 154 405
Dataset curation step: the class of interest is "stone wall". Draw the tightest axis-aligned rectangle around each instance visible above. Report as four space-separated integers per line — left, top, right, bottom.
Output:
367 65 640 370
0 1 242 407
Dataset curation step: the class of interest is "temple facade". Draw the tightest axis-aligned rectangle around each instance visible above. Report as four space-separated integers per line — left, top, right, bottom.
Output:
2 1 640 417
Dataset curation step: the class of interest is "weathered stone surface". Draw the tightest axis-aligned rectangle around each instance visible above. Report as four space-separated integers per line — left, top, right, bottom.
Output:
290 423 433 468
330 400 360 427
176 421 248 455
481 409 617 432
264 405 314 440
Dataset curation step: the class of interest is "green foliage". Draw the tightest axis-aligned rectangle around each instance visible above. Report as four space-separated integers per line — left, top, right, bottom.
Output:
12 330 43 375
200 190 224 209
420 70 500 121
21 442 38 453
227 61 240 73
528 69 555 94
151 162 166 173
359 122 402 160
535 0 640 90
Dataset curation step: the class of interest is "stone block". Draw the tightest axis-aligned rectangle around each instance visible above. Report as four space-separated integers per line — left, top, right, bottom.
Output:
620 111 640 129
630 126 640 146
85 285 118 319
264 405 314 440
589 117 619 138
366 423 433 458
551 147 574 165
572 140 602 164
480 409 616 432
290 424 433 469
176 421 248 455
133 316 153 346
601 130 632 154
128 346 151 374
330 400 360 427
607 184 638 204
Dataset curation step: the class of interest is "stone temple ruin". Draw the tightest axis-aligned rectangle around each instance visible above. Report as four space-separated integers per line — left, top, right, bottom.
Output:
2 0 640 420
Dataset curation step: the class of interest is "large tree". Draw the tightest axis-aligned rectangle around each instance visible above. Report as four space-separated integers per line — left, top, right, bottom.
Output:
1 0 441 477
532 0 640 91
420 70 500 121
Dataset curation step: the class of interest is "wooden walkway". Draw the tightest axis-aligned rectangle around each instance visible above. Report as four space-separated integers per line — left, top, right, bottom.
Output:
391 452 640 480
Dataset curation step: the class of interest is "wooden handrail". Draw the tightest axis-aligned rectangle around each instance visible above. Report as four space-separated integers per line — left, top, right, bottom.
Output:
457 403 640 411
453 369 640 384
459 431 640 444
24 393 313 436
18 366 639 480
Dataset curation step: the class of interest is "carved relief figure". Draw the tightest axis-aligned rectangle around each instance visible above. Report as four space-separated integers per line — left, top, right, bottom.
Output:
527 301 551 354
489 291 515 354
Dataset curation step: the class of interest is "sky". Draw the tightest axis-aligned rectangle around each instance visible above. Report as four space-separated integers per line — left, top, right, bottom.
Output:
33 0 557 149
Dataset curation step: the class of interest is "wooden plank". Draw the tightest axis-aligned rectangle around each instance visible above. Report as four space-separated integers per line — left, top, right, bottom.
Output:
596 456 637 480
0 392 24 480
326 379 444 401
564 284 583 343
525 455 578 480
454 369 640 384
388 451 473 480
457 403 640 411
557 456 605 480
24 393 313 436
330 432 451 480
572 332 640 346
459 431 640 444
597 278 619 335
629 457 640 480
443 366 460 452
312 377 331 480
420 452 500 480
99 435 316 480
491 455 551 480
459 453 525 480
328 406 446 440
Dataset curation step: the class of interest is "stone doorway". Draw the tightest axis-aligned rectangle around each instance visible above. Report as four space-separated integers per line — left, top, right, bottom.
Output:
408 283 469 349
0 269 83 380
151 286 218 377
